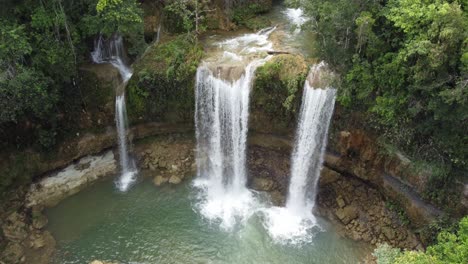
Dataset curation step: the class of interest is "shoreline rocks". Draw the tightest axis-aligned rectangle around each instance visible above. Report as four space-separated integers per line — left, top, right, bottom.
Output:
26 151 117 208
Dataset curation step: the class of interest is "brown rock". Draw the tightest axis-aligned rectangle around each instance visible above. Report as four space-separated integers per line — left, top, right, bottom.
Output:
252 177 275 192
382 226 396 240
32 215 48 230
335 206 358 224
2 212 28 242
319 167 341 186
1 243 24 264
153 175 168 186
336 196 346 208
168 175 182 184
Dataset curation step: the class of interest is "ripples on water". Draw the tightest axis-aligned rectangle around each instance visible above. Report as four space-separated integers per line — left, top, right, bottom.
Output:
47 179 370 264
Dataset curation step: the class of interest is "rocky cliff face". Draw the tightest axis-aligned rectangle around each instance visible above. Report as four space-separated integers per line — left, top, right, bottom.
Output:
245 133 422 249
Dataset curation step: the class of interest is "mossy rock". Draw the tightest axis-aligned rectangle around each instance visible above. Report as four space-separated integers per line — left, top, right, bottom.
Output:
78 64 118 125
231 0 273 28
251 54 309 134
127 35 203 123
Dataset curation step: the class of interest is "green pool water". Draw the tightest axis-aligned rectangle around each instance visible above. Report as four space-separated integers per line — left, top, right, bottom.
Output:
46 178 370 264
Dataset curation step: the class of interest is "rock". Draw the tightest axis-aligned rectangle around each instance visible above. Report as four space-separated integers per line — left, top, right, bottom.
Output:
168 175 182 184
335 206 358 224
2 212 28 242
30 233 46 249
32 215 48 230
252 177 275 191
382 226 396 240
90 261 119 264
25 151 117 207
153 175 168 186
319 167 341 186
1 243 24 264
336 196 346 208
270 191 286 206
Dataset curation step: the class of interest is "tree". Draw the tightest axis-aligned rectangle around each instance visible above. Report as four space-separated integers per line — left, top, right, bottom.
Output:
164 0 212 35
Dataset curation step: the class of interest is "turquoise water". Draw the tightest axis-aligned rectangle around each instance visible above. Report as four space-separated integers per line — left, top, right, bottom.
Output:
46 178 369 264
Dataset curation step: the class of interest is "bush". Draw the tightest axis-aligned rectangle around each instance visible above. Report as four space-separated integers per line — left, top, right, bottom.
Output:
374 217 468 264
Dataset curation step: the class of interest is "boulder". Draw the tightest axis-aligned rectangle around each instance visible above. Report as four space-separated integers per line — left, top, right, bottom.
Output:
153 175 168 186
168 175 182 184
32 215 48 230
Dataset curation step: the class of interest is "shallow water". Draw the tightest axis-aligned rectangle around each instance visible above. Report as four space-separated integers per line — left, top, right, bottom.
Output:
47 178 369 264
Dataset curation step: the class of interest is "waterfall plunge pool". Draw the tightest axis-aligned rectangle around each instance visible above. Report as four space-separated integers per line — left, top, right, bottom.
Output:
46 178 370 263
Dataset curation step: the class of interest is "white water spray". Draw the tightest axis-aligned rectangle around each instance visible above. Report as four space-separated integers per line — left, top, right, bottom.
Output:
263 62 336 244
194 28 275 229
91 34 137 192
155 23 162 44
283 8 309 34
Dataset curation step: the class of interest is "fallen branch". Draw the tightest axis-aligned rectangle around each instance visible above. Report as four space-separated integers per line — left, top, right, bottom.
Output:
267 50 291 55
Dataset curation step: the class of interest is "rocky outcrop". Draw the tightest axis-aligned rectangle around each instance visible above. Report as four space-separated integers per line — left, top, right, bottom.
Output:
317 167 421 249
246 132 422 249
324 130 445 227
26 151 117 208
251 54 309 135
0 210 55 264
134 135 196 186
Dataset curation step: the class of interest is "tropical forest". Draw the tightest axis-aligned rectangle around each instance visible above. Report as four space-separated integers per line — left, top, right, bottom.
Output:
0 0 466 263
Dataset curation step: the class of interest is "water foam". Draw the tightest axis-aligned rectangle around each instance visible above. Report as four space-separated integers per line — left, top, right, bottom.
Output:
263 63 336 244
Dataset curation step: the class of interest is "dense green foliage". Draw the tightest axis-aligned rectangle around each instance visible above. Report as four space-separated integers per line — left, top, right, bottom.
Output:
127 35 203 122
231 0 272 30
301 0 467 205
374 217 468 263
0 0 144 150
164 0 212 35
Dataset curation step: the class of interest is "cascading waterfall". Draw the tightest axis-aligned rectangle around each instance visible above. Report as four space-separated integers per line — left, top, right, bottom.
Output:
263 62 336 244
155 23 162 44
194 27 275 229
91 34 137 192
283 8 309 34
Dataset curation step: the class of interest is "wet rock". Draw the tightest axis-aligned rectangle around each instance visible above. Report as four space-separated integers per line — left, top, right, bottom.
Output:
2 212 28 242
32 214 48 230
29 233 46 249
90 261 119 264
252 177 275 191
1 243 24 264
168 175 182 184
153 175 168 186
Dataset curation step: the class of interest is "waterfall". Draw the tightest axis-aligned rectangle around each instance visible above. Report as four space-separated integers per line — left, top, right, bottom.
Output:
193 27 275 229
91 34 137 192
286 63 336 212
155 23 161 44
283 8 309 34
263 62 336 244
